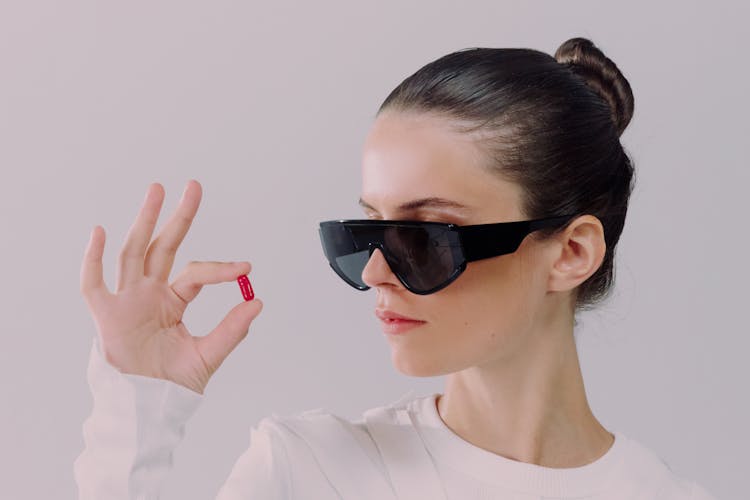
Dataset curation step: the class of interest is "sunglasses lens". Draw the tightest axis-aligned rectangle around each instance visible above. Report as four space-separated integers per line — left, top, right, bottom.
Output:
319 222 463 293
384 225 460 292
319 223 371 289
332 248 371 288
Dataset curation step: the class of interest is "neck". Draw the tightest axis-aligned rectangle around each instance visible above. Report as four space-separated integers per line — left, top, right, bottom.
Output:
437 308 613 468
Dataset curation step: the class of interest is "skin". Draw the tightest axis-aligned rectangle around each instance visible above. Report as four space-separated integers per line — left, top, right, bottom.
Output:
79 108 612 468
359 109 615 468
80 180 264 394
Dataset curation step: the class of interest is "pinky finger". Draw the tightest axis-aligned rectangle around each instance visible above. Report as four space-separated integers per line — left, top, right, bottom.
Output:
80 225 110 297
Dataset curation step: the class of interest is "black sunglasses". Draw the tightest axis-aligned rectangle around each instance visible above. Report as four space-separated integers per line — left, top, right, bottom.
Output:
318 214 576 295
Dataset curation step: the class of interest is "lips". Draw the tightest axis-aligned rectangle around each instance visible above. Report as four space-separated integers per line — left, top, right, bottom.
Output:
375 308 424 322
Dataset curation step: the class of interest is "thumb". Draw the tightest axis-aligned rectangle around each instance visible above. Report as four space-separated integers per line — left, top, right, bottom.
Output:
197 298 264 373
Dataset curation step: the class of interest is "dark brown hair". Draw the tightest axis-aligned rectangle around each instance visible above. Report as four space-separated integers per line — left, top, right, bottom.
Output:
377 37 635 309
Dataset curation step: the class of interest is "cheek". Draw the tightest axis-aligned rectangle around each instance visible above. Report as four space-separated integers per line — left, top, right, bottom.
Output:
454 254 535 320
386 248 547 376
438 254 542 354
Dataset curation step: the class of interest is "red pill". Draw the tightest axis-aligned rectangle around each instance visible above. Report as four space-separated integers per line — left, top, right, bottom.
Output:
237 275 254 301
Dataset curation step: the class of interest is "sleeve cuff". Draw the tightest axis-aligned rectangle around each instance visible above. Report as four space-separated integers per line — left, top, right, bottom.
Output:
74 336 205 499
87 335 204 421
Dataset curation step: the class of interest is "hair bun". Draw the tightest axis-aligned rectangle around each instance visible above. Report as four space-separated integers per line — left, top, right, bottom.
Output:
554 37 634 136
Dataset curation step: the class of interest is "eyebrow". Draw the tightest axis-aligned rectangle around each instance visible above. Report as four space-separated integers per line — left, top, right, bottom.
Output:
358 196 472 214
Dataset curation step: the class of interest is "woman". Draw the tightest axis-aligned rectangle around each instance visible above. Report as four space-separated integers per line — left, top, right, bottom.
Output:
74 37 716 499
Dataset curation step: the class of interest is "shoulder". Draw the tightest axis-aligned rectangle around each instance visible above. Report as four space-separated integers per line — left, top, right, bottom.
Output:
220 401 404 500
265 389 422 428
615 433 717 499
256 390 427 468
244 392 424 497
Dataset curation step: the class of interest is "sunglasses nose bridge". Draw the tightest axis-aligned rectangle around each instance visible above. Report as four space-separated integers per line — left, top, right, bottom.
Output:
366 242 390 267
361 242 397 284
367 241 381 256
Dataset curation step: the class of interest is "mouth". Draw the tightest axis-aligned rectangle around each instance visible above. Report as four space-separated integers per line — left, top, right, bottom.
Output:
374 308 423 322
375 308 426 335
378 317 426 335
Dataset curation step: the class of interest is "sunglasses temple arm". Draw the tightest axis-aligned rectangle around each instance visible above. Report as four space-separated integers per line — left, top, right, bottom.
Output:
457 222 533 262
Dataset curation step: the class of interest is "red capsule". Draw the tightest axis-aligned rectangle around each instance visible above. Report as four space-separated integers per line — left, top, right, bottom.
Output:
237 275 254 301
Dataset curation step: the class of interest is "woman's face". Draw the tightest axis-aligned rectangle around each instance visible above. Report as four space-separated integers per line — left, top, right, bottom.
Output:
360 110 556 377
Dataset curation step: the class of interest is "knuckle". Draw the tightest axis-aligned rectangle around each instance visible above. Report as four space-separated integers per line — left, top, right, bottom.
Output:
150 238 178 255
177 260 201 279
118 247 136 261
176 212 193 226
238 329 250 342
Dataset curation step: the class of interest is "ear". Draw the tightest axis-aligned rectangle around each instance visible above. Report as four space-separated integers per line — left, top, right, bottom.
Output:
547 215 606 293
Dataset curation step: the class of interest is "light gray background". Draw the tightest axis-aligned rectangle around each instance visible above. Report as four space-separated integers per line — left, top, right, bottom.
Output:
0 1 746 499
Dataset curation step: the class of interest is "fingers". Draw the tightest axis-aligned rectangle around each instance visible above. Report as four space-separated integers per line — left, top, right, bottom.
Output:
170 261 252 304
80 225 111 301
197 298 264 374
144 180 202 282
116 183 165 290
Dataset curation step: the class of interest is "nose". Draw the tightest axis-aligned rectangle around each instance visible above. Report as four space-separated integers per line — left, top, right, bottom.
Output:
360 246 402 290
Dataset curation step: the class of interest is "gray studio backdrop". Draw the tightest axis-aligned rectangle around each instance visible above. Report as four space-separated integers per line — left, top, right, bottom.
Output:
0 1 746 499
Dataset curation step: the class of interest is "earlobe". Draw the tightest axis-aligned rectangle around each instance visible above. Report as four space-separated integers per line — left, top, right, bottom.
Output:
547 216 606 293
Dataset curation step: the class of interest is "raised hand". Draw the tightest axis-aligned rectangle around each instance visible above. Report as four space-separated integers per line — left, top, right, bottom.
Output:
80 180 263 394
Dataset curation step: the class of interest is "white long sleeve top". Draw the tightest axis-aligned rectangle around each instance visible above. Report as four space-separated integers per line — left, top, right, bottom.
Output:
74 336 718 499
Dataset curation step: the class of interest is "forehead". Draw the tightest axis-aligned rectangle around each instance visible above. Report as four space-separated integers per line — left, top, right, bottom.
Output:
360 110 522 220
